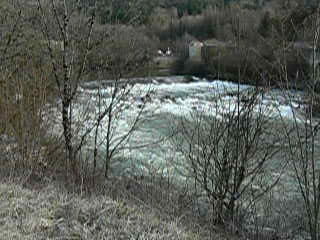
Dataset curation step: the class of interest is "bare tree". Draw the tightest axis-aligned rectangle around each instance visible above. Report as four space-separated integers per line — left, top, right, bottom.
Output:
87 25 156 178
172 85 282 225
280 7 320 240
36 0 97 176
35 0 157 180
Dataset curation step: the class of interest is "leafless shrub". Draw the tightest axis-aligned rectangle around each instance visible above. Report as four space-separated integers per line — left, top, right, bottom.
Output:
0 2 57 178
277 7 320 240
172 85 282 227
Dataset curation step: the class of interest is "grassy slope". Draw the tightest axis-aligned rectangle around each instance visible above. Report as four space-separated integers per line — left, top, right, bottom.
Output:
0 181 212 240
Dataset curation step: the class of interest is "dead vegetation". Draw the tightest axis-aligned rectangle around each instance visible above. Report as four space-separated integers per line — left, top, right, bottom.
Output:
0 180 214 240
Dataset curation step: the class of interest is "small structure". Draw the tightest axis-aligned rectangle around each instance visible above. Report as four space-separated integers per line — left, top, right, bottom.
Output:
157 47 173 57
165 47 172 56
189 40 203 62
188 39 235 63
157 49 164 56
202 39 235 63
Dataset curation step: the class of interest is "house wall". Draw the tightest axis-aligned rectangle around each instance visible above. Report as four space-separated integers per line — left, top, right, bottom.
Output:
189 43 202 62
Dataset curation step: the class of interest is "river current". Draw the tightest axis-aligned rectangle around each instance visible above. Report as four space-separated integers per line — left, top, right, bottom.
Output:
47 76 307 178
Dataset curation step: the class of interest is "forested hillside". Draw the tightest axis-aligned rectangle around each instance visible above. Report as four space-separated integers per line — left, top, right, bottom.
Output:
68 0 320 85
87 0 317 25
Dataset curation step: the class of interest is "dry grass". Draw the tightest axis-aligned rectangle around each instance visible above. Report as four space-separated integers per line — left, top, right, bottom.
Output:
0 180 219 240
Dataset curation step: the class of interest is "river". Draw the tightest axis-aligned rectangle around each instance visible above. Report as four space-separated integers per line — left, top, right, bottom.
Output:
47 76 306 177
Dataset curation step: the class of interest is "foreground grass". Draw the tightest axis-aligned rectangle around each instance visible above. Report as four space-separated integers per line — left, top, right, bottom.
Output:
0 180 214 240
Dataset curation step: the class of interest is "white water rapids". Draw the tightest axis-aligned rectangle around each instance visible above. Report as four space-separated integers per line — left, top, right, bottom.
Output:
47 76 306 177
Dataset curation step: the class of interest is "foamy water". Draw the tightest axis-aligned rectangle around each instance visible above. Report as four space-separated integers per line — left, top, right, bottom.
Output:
46 76 305 176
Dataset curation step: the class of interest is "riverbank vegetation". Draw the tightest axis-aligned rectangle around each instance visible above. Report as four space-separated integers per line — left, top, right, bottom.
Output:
0 179 213 239
1 0 320 239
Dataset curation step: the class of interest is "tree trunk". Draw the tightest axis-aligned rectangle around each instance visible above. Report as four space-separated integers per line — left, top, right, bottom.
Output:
62 96 74 172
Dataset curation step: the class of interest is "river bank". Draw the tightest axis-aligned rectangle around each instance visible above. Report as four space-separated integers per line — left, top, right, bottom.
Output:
0 178 217 240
